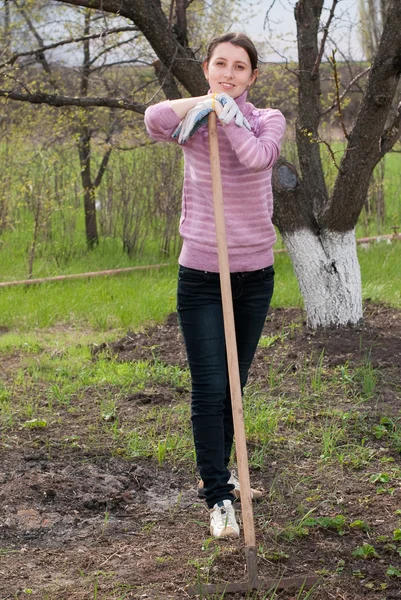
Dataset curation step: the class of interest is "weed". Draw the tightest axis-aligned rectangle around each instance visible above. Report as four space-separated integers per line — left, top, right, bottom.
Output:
23 418 48 429
352 543 379 559
354 356 378 399
310 350 325 395
258 333 288 349
157 436 168 467
302 514 347 534
350 519 370 532
386 565 401 577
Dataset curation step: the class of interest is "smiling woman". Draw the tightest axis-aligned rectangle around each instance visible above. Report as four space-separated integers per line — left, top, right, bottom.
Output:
202 35 258 99
144 31 286 540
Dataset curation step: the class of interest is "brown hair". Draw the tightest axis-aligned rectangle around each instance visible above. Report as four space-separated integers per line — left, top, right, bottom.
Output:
204 32 258 73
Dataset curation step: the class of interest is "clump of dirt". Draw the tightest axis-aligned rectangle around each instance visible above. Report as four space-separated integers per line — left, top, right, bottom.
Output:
1 302 401 599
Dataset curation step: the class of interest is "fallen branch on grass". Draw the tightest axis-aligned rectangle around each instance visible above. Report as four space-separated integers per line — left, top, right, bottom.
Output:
0 264 169 288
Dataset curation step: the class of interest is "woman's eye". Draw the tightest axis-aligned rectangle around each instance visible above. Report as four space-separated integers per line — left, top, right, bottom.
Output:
236 65 244 70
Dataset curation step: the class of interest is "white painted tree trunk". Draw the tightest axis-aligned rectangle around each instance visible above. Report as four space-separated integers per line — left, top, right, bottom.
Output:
282 228 363 328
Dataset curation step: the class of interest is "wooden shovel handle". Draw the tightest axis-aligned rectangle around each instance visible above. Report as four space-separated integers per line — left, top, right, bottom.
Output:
208 112 256 548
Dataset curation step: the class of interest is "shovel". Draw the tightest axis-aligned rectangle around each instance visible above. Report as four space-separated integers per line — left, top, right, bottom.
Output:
188 112 317 595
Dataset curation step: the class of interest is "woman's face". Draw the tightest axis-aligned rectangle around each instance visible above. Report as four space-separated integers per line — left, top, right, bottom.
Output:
203 42 257 99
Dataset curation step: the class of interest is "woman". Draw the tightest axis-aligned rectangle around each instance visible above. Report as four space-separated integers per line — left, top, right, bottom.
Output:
145 32 286 539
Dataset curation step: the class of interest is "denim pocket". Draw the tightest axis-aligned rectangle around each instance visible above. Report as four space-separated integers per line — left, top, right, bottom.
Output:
178 266 208 286
260 266 275 282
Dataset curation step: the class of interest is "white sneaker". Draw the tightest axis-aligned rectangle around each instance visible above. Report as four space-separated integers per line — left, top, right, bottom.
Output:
210 500 240 539
198 470 263 501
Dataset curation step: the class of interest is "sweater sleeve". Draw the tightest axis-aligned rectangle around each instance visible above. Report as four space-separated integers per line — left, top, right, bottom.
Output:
221 108 286 172
144 101 181 142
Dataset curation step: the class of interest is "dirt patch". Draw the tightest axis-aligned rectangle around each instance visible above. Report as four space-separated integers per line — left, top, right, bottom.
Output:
1 303 401 599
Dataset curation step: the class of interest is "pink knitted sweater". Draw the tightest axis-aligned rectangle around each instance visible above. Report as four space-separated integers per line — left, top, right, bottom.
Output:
144 90 286 272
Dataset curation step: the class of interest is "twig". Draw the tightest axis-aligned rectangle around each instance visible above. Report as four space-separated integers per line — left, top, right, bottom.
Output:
320 67 370 116
311 0 338 78
263 0 278 31
330 49 349 139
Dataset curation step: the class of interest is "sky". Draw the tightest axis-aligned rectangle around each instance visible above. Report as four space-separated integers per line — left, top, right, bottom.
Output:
241 0 364 61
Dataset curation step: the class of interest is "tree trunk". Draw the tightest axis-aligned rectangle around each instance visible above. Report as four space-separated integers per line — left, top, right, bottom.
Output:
78 126 98 248
272 157 363 328
270 0 401 328
77 12 98 248
282 229 362 328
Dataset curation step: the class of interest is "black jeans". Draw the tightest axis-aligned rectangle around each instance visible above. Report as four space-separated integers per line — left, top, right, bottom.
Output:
177 264 274 508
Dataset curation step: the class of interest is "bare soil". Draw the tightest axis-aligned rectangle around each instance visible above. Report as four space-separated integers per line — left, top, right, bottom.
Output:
1 302 401 599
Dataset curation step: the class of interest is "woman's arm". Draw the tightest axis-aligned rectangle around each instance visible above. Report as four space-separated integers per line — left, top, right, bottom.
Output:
168 94 211 119
221 109 286 172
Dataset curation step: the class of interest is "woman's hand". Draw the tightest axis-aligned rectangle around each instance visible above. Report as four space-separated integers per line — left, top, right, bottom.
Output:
172 96 216 144
172 93 251 144
215 93 251 130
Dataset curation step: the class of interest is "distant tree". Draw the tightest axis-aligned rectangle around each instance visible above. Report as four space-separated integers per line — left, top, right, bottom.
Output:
358 0 390 61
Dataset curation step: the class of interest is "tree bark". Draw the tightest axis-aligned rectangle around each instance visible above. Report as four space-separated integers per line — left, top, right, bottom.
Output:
78 126 98 248
283 229 362 328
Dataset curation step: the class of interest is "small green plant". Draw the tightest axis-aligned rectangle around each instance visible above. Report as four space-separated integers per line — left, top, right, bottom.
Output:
157 436 168 467
352 543 379 559
354 357 378 399
168 492 183 520
258 333 287 348
303 514 347 534
350 520 370 532
23 418 47 429
386 565 401 577
311 350 325 394
369 472 391 484
258 545 289 562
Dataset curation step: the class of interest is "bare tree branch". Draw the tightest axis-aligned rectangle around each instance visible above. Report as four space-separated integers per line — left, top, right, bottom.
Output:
380 99 401 155
324 0 401 230
263 0 278 32
329 49 349 138
0 89 147 113
320 67 370 115
87 34 140 67
90 58 150 73
93 147 113 188
311 0 338 78
0 27 139 70
53 0 208 96
12 0 58 89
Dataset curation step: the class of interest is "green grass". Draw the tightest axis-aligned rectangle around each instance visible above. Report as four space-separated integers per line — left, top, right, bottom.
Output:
0 264 177 330
359 243 401 307
0 242 399 332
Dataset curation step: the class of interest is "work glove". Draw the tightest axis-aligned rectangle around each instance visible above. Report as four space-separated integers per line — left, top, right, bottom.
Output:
173 94 250 144
172 97 215 144
215 93 251 131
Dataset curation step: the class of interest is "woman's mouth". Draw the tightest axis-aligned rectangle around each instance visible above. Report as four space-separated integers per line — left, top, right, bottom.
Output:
220 82 235 89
